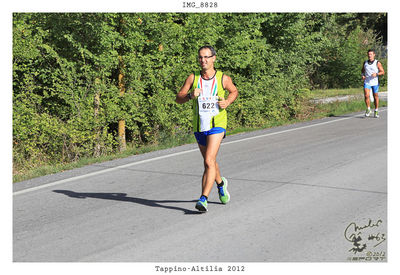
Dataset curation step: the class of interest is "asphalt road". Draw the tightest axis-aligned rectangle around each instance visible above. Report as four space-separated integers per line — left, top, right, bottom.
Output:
13 109 387 262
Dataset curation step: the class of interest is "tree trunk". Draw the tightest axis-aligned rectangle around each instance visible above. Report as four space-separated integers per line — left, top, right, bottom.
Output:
118 56 127 152
93 77 101 157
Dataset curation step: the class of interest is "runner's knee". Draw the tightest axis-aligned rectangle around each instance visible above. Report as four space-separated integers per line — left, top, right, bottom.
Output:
204 157 216 169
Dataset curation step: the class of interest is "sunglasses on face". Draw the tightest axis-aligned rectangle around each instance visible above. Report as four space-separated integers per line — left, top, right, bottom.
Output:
198 55 215 60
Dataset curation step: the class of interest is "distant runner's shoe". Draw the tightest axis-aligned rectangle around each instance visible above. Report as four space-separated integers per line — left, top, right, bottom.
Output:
374 110 379 118
217 177 230 204
195 196 208 212
365 109 372 117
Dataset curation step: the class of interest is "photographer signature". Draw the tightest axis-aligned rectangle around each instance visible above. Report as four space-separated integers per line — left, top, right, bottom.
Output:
344 219 386 254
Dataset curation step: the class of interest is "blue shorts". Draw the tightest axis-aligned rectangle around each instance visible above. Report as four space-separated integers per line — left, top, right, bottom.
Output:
364 84 379 94
194 127 226 146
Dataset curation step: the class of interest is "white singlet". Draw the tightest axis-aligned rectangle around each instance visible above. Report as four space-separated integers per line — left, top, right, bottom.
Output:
196 75 220 132
364 59 379 86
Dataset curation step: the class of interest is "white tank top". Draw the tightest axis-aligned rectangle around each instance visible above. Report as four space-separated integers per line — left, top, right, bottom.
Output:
364 59 379 86
196 75 220 132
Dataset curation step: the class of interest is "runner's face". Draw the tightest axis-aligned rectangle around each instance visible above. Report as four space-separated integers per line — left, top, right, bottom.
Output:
198 49 216 70
368 51 375 61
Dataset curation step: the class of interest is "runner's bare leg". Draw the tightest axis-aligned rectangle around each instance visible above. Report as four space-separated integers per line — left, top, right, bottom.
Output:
373 92 379 109
198 133 224 197
364 88 371 108
198 144 222 191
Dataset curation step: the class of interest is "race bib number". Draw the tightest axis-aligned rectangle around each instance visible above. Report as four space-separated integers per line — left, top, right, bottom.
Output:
198 96 219 115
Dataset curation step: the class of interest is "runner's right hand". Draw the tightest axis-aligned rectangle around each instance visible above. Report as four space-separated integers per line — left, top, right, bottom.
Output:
194 88 202 97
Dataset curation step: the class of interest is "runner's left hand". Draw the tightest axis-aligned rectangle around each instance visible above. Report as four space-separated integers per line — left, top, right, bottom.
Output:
218 96 229 109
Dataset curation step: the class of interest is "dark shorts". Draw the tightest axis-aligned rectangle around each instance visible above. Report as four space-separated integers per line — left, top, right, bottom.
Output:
194 127 226 146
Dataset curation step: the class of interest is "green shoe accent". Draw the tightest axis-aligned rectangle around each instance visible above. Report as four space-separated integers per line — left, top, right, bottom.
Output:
374 110 379 118
195 197 208 212
217 177 230 204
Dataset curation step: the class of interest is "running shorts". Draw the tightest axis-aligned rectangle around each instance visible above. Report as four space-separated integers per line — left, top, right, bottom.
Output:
364 84 379 94
194 127 226 146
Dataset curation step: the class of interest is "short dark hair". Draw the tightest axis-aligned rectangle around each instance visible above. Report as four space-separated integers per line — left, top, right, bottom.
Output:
367 49 375 54
198 45 216 56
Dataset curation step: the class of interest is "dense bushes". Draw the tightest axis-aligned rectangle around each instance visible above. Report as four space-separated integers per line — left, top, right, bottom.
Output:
13 13 386 173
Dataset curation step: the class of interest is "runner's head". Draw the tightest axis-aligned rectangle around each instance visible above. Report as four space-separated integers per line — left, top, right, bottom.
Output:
198 46 216 71
367 49 376 61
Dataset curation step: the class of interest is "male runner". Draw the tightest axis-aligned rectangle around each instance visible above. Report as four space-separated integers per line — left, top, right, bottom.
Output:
176 46 238 212
361 49 385 118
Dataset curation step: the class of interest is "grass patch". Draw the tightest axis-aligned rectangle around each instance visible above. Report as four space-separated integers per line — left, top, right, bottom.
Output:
311 99 387 118
13 95 388 183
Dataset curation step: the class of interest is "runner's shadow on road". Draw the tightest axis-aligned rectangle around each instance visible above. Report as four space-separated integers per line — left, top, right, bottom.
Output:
53 190 214 215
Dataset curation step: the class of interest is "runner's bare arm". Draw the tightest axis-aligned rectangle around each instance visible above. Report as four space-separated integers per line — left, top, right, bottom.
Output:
176 74 202 104
218 75 238 109
361 63 366 80
176 74 194 104
377 61 385 77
